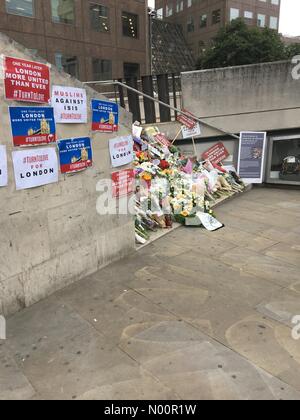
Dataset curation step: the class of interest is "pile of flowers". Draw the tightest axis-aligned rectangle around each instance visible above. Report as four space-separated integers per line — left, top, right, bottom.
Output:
133 125 245 245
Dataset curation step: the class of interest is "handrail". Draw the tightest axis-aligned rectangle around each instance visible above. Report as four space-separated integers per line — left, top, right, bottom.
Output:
84 79 240 140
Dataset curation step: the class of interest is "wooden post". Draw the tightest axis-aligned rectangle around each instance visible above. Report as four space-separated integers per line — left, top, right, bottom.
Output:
192 136 197 157
172 127 182 145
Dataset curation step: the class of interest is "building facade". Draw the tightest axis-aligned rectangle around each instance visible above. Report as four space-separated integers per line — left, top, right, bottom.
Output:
0 0 150 81
155 0 281 58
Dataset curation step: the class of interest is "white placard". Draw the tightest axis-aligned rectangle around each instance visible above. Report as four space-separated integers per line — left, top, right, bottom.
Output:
109 136 134 168
52 86 87 124
12 147 58 190
0 145 8 187
132 124 143 140
197 212 224 231
181 123 201 139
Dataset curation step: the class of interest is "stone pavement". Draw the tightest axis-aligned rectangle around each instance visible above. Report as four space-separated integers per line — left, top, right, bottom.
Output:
1 187 300 400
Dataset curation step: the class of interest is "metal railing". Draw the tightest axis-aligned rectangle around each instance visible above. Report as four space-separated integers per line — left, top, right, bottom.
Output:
84 77 239 140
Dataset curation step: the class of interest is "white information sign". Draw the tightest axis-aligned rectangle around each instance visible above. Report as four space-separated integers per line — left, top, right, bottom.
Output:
52 86 87 124
12 147 58 190
109 136 134 168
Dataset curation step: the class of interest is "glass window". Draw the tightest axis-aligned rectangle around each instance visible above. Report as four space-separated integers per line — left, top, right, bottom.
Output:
90 3 110 32
212 9 221 25
187 17 194 33
270 16 278 30
268 137 300 183
51 0 75 24
124 62 140 79
55 53 79 78
200 14 207 28
122 12 139 38
257 14 266 28
92 58 112 81
5 0 34 17
230 8 239 21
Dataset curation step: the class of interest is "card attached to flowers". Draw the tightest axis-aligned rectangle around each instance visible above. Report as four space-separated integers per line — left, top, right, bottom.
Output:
197 212 224 231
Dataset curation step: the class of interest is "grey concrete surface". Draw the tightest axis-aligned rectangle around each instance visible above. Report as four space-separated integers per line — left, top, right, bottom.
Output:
0 33 135 317
1 187 300 400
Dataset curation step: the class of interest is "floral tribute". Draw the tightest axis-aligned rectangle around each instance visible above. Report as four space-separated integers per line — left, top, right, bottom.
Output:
133 125 245 245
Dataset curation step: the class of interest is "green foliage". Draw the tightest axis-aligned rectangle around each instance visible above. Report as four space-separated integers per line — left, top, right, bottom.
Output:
285 43 300 58
196 19 297 70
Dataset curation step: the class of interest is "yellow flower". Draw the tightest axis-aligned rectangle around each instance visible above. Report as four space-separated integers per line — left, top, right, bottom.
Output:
142 173 152 181
181 210 189 217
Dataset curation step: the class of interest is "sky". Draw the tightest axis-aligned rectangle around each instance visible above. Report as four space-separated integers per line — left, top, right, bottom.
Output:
148 0 300 37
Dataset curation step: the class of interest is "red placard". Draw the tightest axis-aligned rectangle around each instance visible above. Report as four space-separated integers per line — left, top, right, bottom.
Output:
154 133 171 147
4 56 50 104
112 169 135 198
202 142 230 165
177 109 196 129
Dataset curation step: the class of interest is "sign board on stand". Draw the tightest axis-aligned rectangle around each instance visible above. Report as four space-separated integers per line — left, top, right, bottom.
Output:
202 142 229 165
238 131 267 184
154 133 171 148
181 123 201 140
177 109 196 129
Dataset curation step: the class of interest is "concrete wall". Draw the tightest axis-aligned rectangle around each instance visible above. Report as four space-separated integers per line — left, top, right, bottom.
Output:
181 60 300 138
0 33 135 316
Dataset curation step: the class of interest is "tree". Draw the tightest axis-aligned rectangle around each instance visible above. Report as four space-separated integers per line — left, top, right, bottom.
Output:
285 43 300 59
196 19 291 70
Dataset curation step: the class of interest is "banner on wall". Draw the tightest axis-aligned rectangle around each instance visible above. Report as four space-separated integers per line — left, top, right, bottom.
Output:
111 169 135 198
9 107 56 147
202 142 229 165
109 136 134 168
12 147 58 190
4 56 50 104
238 131 267 184
0 145 8 187
91 99 119 132
58 137 92 174
52 86 87 123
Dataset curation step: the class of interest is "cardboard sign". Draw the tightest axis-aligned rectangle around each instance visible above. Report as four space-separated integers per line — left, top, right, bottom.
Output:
0 145 8 187
202 142 229 165
181 123 201 139
52 86 87 124
112 169 135 198
58 137 92 174
238 132 267 184
9 107 56 147
154 133 171 147
109 136 134 168
4 56 50 104
91 99 119 132
12 147 58 190
177 109 196 129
